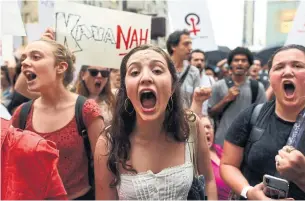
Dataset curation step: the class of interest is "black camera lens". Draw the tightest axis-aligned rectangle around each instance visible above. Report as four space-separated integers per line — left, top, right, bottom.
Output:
266 178 270 183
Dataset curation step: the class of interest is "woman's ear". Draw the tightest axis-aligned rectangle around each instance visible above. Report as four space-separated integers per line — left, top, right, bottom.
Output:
56 62 68 75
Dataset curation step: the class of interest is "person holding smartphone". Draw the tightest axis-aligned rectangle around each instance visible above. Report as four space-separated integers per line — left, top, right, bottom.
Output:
220 44 305 200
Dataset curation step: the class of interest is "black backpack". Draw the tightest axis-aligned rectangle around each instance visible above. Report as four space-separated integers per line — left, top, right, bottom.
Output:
17 95 94 188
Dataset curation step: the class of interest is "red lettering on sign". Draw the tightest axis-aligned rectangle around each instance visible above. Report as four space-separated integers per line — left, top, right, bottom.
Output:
116 26 149 54
129 29 139 48
116 25 131 50
140 29 148 45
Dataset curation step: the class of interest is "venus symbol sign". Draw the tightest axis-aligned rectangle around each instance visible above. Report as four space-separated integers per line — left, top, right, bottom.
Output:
185 13 201 36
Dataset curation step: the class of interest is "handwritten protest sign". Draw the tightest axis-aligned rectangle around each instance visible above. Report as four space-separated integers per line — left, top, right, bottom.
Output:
168 0 217 52
1 1 26 36
55 2 151 69
285 1 305 46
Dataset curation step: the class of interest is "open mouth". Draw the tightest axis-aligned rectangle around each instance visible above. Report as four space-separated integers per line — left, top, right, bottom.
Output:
283 81 295 97
206 135 211 142
24 71 37 81
95 81 102 88
140 90 157 109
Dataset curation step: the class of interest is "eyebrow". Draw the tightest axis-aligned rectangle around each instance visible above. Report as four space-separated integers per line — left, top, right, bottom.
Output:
150 59 166 66
21 50 43 58
127 61 141 69
127 60 166 68
274 60 305 66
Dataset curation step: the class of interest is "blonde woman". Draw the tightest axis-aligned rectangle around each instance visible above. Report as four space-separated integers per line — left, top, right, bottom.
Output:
12 38 104 199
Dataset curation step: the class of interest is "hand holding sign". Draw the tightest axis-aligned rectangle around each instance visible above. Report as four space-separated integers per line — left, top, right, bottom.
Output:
42 28 56 40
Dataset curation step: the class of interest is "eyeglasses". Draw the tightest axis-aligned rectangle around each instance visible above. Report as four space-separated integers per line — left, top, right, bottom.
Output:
87 69 110 78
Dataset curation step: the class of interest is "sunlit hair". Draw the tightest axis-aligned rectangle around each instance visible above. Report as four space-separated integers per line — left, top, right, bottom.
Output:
37 38 75 87
75 65 115 109
106 44 190 187
267 44 305 71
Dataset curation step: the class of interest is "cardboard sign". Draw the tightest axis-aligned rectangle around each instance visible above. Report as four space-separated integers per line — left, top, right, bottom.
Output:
1 1 26 36
168 0 217 52
55 2 151 69
285 1 305 46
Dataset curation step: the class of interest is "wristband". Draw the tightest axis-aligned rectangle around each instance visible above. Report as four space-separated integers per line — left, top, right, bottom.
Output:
241 186 253 199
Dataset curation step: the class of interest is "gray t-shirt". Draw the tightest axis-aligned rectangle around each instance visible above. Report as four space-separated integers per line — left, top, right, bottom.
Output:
208 78 267 145
176 63 201 108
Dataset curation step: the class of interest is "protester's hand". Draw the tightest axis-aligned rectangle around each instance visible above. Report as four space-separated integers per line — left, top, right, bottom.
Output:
247 183 294 200
247 183 271 200
193 87 212 103
41 27 55 40
275 146 305 183
225 86 239 102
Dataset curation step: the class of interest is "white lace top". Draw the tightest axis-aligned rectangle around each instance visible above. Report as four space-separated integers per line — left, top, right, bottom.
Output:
117 144 193 200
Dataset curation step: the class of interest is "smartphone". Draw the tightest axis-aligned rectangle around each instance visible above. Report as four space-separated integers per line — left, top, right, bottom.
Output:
263 174 289 199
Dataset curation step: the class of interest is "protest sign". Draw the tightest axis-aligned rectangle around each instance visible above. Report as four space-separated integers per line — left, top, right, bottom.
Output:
26 24 43 42
285 1 305 46
55 2 151 69
1 1 26 36
38 0 55 34
168 0 217 52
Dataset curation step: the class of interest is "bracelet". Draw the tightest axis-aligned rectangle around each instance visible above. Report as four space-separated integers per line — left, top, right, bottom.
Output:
241 186 253 199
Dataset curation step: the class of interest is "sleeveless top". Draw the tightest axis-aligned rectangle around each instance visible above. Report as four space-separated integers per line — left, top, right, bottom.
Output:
11 99 102 198
117 143 193 200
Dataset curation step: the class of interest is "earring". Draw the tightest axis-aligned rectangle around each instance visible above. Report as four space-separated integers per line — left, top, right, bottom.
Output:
124 98 134 115
167 96 173 112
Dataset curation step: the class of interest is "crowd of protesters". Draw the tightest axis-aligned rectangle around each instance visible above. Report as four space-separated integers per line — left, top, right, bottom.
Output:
1 27 305 200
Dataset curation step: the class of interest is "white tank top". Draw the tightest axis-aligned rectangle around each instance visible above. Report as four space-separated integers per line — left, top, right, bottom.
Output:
116 143 193 200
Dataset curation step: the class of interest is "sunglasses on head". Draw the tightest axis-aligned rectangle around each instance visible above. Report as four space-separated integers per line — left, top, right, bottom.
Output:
87 69 110 78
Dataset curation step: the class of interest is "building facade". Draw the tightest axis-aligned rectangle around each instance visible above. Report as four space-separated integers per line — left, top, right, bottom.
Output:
244 0 300 48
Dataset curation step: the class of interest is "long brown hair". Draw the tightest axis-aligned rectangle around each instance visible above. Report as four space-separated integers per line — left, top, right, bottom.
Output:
75 65 115 109
106 44 189 187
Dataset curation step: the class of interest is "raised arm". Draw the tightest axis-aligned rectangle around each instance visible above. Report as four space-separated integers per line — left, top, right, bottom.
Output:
196 117 218 200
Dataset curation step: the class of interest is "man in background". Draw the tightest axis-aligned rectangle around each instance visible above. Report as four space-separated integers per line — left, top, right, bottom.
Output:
166 30 201 108
189 49 215 115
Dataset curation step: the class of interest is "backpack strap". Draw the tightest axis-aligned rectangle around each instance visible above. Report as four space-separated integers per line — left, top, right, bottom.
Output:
225 77 235 89
179 65 191 85
19 100 34 129
75 95 87 138
250 103 264 126
250 79 259 104
74 95 94 186
221 77 235 114
245 103 272 155
241 102 275 177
